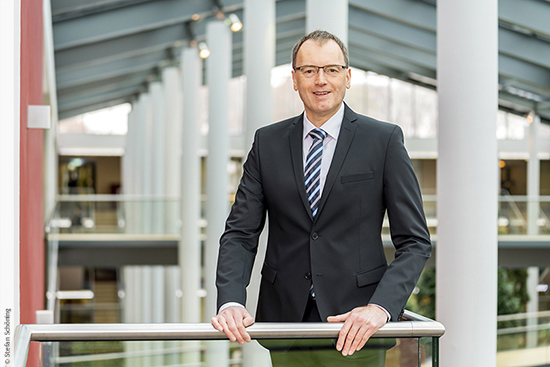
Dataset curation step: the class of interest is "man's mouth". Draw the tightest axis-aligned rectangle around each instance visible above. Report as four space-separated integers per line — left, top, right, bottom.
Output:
314 91 330 95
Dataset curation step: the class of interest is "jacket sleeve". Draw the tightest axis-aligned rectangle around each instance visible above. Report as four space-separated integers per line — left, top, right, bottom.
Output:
368 125 432 320
215 129 267 311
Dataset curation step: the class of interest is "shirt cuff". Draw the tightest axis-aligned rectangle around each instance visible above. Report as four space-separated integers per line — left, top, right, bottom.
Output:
218 302 245 314
368 303 391 322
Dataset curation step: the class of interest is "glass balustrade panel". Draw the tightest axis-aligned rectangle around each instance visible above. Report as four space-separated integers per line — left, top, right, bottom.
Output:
34 337 436 367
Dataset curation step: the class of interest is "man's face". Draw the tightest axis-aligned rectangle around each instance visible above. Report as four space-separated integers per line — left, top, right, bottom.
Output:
292 39 351 126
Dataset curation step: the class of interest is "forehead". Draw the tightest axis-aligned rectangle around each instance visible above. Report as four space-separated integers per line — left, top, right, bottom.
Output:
296 39 346 65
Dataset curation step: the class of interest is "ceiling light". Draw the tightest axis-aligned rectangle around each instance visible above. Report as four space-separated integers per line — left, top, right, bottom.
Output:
198 42 210 59
227 14 242 32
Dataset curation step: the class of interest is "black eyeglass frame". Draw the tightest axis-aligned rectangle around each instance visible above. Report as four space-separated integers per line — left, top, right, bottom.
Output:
294 64 348 77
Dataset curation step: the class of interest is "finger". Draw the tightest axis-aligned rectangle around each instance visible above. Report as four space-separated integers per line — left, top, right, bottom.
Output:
211 316 224 332
336 317 352 352
348 325 368 355
327 311 350 323
225 316 245 344
235 318 251 343
243 312 255 327
342 321 361 356
356 330 371 352
219 316 238 342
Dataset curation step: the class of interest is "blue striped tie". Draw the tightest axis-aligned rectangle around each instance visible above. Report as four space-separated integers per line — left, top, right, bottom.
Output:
305 128 327 217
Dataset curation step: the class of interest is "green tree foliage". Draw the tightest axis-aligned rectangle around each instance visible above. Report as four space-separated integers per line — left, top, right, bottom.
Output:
497 268 530 315
406 267 530 320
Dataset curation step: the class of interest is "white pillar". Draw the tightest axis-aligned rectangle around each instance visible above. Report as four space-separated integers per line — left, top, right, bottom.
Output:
306 0 348 45
150 81 166 234
164 266 181 323
151 266 165 366
243 1 275 365
141 93 154 233
163 67 182 234
123 105 136 233
206 20 231 367
42 0 58 220
526 113 541 348
527 113 540 236
0 2 21 366
437 1 498 366
164 266 182 365
180 46 203 366
180 47 202 324
526 267 539 348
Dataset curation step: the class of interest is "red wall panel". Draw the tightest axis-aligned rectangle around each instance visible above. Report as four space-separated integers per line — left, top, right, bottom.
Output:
20 0 44 364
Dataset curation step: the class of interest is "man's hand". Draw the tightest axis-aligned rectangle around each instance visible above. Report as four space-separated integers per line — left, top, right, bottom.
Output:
327 304 388 356
211 306 255 345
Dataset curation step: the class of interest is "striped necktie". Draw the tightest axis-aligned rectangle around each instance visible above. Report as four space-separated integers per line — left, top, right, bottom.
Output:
305 128 327 217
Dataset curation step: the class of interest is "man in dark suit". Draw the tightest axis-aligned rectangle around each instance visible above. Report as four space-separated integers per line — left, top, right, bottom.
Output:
211 30 431 362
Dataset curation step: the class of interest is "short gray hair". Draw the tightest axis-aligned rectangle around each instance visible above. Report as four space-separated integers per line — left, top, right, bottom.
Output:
291 30 349 69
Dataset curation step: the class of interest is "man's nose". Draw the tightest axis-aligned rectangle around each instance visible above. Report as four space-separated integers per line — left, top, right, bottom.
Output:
315 69 328 84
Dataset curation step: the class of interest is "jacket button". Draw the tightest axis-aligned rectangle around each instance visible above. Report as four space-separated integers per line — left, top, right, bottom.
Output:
311 232 319 240
304 272 312 280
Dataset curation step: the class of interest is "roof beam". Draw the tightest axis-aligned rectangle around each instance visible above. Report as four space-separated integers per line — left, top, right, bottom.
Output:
349 0 436 31
351 0 550 71
57 71 151 99
56 50 172 89
53 0 243 50
58 85 142 112
349 28 435 70
55 22 187 70
499 0 550 38
348 6 435 53
59 98 131 120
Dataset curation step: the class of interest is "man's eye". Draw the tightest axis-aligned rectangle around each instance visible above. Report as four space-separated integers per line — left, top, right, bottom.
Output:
327 68 338 73
303 69 315 74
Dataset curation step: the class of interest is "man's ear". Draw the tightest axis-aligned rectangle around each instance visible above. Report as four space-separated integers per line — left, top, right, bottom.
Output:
346 68 351 89
292 70 298 91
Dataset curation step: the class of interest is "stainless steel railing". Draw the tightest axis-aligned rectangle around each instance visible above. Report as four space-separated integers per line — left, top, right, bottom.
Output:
14 311 444 367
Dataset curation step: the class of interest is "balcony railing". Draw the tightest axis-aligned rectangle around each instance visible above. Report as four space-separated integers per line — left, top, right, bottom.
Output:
15 310 445 367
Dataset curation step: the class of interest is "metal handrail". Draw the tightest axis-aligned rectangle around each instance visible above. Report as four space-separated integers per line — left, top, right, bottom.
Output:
15 312 444 367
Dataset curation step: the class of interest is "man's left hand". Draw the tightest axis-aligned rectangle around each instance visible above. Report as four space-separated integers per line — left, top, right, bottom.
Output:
327 304 388 356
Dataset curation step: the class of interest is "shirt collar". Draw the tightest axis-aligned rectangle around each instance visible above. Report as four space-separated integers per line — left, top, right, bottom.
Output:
302 103 344 141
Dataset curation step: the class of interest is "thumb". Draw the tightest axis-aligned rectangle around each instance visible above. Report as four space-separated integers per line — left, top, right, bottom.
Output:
243 310 255 327
327 311 350 323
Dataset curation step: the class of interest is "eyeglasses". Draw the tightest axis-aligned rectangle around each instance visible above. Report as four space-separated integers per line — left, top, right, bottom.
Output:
294 64 348 78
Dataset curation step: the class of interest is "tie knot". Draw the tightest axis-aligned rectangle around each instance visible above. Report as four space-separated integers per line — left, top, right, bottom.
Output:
309 128 327 141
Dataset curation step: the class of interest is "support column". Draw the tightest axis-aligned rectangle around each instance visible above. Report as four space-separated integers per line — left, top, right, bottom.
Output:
181 47 202 324
437 1 498 366
205 20 231 367
123 105 136 233
527 112 540 236
0 2 21 366
140 93 154 233
526 267 539 348
243 0 275 365
306 0 348 45
150 81 166 234
42 0 58 220
163 67 182 234
526 113 541 348
180 46 203 365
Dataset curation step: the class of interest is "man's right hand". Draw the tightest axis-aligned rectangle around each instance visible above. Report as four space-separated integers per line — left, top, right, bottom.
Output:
211 306 254 345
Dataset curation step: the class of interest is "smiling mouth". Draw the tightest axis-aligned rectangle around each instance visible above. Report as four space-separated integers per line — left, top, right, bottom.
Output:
314 92 330 95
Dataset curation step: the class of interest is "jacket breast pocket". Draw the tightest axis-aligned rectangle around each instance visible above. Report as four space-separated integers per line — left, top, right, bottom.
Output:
341 171 374 184
356 264 388 287
261 262 277 284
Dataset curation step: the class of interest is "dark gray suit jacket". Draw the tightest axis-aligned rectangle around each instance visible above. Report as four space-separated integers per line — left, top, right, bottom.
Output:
216 104 431 322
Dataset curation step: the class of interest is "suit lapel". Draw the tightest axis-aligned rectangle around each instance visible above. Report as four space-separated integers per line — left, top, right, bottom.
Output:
289 113 314 220
315 105 358 220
